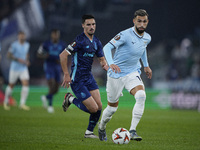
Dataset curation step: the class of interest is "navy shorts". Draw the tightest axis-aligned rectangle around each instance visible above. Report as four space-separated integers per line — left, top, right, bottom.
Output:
44 63 61 82
70 75 99 102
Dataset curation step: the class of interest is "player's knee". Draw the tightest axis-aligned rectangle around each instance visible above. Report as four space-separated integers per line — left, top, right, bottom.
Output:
98 102 102 110
135 90 146 103
9 83 15 89
88 106 98 113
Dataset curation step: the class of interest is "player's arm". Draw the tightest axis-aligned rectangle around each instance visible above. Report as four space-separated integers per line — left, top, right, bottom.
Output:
7 51 18 61
103 43 121 73
98 57 109 71
25 53 30 66
141 50 152 79
59 49 71 88
7 51 27 65
37 44 49 59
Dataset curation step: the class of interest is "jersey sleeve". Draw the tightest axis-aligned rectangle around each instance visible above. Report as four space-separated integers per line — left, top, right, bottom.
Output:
103 42 115 66
27 42 30 52
141 49 149 67
141 33 151 67
65 36 81 55
145 33 151 45
109 32 125 48
95 40 104 57
37 42 48 54
8 42 15 53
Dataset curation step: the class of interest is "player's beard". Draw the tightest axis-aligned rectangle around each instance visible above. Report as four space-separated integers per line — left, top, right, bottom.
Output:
88 33 94 36
88 29 95 36
52 39 59 43
19 39 26 44
136 26 146 34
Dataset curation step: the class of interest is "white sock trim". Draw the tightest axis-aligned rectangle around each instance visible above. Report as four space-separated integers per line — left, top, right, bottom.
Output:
85 130 93 134
69 96 74 103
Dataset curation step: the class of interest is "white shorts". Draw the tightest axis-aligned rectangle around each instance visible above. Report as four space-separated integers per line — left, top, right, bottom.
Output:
106 71 144 103
9 69 30 84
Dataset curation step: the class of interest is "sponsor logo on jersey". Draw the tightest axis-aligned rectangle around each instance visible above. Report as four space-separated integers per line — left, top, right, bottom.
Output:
83 52 95 57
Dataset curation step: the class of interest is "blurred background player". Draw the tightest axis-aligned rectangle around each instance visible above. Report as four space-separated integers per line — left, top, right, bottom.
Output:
98 9 152 141
3 31 30 111
60 14 108 138
37 29 66 113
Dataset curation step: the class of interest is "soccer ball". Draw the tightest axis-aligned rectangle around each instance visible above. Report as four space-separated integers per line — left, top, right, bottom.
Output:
112 128 131 144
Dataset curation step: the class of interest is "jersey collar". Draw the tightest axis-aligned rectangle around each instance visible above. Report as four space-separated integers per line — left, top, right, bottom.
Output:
132 26 143 38
83 32 93 42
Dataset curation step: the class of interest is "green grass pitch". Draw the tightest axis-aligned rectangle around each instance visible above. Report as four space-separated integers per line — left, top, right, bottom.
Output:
0 86 200 150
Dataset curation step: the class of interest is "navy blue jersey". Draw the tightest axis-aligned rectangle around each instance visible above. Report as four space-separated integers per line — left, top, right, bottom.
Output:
42 40 66 65
66 32 104 82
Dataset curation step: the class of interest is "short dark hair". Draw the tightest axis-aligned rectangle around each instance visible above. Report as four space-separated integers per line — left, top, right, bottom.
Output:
18 31 25 35
134 9 149 18
51 29 60 33
82 14 95 24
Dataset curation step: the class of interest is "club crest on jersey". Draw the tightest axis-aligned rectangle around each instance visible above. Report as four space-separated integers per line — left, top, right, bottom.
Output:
114 35 121 40
70 41 76 47
81 92 86 98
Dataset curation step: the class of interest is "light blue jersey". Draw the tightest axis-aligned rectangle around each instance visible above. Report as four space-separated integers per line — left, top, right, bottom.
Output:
9 40 30 71
103 27 151 78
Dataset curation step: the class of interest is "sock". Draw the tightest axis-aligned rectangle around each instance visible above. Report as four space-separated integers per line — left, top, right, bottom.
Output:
99 105 118 130
87 109 101 132
46 94 53 106
4 86 13 104
20 86 29 106
68 96 74 103
129 90 146 131
72 98 90 113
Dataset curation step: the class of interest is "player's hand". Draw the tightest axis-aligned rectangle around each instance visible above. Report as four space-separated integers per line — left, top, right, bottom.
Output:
18 58 28 65
110 64 121 73
144 67 152 79
26 60 30 66
102 64 109 71
61 73 72 88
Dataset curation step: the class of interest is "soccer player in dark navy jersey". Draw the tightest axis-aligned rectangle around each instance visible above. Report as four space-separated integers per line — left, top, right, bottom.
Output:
37 29 66 113
60 14 108 138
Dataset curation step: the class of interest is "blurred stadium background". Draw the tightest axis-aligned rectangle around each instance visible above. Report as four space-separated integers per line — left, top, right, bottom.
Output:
0 0 200 111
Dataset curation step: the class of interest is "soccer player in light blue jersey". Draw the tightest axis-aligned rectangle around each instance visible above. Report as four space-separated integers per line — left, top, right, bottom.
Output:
4 31 30 111
98 9 152 141
60 15 108 138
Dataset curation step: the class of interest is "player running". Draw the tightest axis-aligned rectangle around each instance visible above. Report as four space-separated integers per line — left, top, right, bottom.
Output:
37 29 66 113
60 14 108 138
98 9 152 141
3 31 30 111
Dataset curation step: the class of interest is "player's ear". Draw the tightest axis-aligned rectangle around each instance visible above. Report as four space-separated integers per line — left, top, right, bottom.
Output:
82 23 84 29
133 18 135 24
